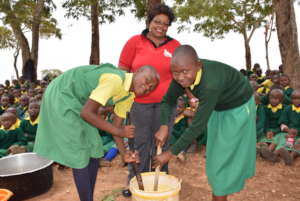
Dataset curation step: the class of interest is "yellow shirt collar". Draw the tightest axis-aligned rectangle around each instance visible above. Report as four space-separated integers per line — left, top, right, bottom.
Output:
1 121 20 131
25 116 40 125
1 105 8 110
284 86 290 90
292 105 300 113
190 70 202 90
267 104 283 113
124 73 133 92
175 114 185 124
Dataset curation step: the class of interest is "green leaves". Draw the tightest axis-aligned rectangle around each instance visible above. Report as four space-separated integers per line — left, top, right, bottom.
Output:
174 0 273 40
62 0 132 24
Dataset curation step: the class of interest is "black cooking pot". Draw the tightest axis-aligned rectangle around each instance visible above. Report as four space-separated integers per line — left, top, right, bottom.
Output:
0 153 53 201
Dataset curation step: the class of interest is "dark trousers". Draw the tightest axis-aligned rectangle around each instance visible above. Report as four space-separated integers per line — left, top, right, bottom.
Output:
128 102 175 182
72 158 99 201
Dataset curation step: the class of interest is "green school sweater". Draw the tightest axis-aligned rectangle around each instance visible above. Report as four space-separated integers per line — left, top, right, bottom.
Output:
264 104 285 134
278 105 300 133
20 119 38 142
0 128 27 157
161 59 253 155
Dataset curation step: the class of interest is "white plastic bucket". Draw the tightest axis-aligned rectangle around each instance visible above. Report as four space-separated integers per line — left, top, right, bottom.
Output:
129 172 181 201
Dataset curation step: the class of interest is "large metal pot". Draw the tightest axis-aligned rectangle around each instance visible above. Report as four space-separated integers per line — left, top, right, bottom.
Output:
0 153 53 201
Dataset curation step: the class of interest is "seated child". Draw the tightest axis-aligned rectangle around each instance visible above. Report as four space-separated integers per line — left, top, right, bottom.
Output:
276 129 299 166
6 107 21 127
0 94 10 115
170 96 189 161
271 89 300 165
259 89 285 162
280 74 293 98
0 112 27 157
20 102 40 152
16 94 29 119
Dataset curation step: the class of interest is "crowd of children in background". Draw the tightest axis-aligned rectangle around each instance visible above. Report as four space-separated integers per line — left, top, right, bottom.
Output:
1 62 299 168
245 63 300 166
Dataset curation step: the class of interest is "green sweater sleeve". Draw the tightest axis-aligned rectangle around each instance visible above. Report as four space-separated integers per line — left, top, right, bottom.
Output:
170 88 219 155
16 128 27 146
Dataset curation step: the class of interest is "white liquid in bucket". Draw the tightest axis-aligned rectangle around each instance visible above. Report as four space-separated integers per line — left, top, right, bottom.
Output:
129 172 181 201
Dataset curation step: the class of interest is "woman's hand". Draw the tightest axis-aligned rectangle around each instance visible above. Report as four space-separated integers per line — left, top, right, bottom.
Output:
155 125 169 146
153 151 174 168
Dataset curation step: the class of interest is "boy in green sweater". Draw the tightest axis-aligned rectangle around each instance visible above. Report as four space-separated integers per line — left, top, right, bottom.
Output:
154 45 255 201
0 112 27 157
20 101 40 152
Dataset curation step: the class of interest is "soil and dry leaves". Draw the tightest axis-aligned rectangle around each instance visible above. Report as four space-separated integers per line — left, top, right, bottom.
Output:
26 152 300 201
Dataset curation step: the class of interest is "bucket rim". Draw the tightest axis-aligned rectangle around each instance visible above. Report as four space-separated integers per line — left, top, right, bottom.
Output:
129 172 181 195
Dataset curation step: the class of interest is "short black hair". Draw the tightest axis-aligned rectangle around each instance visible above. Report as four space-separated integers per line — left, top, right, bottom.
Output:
146 4 175 26
172 45 199 64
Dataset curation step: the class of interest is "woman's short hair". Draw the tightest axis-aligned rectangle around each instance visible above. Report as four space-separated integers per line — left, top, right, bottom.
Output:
146 4 175 26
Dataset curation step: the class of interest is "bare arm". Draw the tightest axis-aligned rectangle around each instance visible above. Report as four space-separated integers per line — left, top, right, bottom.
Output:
111 114 126 157
80 99 134 138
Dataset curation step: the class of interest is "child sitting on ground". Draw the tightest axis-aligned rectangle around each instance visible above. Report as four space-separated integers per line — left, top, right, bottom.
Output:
0 112 27 157
280 74 294 98
270 89 300 165
259 88 285 162
16 94 29 119
0 94 10 115
20 101 40 152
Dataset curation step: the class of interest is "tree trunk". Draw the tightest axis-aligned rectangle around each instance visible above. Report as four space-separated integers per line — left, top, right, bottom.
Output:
265 26 271 71
31 0 45 81
273 0 300 88
242 31 252 71
89 2 100 65
13 46 20 79
10 24 31 68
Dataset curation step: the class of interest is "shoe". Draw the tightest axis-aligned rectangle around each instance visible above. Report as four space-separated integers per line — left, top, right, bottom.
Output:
278 148 293 166
122 189 132 197
260 146 279 162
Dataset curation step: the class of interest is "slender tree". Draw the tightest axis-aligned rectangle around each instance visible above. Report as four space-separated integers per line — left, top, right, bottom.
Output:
62 0 132 65
264 12 275 70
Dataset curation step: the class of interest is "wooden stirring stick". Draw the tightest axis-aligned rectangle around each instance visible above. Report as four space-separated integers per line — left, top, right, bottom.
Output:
153 145 162 191
126 112 144 190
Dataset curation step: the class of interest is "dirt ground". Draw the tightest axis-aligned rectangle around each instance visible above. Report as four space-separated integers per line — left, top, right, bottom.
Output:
25 151 300 201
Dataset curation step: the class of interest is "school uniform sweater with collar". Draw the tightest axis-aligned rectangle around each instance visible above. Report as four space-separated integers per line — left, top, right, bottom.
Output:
160 59 253 155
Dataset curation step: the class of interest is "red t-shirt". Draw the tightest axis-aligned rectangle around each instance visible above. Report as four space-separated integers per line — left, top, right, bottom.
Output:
119 31 181 103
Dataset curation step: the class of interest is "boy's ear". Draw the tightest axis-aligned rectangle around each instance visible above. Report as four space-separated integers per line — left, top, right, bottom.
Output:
196 60 202 69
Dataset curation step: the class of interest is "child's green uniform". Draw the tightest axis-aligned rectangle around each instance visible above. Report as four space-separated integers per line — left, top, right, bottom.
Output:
283 86 293 98
0 105 7 115
256 104 266 141
259 104 285 143
34 64 134 169
20 116 39 152
0 127 27 157
17 105 28 119
274 105 300 154
160 59 255 196
170 114 188 145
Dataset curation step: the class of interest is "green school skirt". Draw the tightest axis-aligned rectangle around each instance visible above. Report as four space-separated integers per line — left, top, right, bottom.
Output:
206 96 256 196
